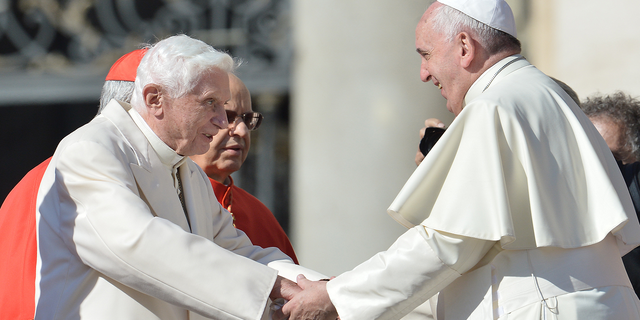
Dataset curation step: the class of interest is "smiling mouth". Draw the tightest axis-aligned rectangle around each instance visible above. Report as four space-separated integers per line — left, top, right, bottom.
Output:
438 84 442 89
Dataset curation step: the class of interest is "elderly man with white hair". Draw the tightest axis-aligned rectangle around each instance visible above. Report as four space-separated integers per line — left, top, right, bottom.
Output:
34 34 325 319
279 0 640 319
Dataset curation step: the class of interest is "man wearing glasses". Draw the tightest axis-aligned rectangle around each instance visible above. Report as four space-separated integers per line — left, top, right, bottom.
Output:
190 73 299 264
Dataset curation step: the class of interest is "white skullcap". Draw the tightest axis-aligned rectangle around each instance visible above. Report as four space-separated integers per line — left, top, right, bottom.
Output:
437 0 517 38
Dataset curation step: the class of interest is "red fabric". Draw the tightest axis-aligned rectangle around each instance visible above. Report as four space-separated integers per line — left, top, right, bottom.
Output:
0 158 51 320
210 177 299 264
105 48 147 81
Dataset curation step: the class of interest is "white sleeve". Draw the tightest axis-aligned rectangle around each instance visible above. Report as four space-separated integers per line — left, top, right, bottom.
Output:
326 226 495 320
422 227 496 274
267 260 328 281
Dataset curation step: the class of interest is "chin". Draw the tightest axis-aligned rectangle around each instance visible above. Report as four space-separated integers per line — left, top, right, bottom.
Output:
447 103 463 116
446 105 456 115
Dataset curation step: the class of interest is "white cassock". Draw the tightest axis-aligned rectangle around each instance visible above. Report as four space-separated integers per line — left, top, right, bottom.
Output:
34 100 325 320
326 55 640 320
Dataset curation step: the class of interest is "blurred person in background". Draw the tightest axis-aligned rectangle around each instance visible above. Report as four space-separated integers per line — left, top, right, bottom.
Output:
581 92 640 299
581 91 640 165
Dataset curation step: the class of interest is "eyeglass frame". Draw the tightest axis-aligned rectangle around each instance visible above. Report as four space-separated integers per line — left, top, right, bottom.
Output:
225 110 264 131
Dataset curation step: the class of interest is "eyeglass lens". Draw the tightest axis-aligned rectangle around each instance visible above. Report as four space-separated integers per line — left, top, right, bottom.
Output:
225 111 264 130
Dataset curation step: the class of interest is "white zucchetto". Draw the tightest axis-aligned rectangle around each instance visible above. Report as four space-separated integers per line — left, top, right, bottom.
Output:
437 0 517 38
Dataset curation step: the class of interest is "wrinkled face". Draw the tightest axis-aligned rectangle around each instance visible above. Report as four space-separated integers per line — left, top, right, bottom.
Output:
160 68 230 156
415 3 467 115
190 74 252 183
590 116 636 164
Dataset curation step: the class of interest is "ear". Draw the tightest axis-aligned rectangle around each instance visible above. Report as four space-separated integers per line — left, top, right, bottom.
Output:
456 32 475 68
142 84 164 117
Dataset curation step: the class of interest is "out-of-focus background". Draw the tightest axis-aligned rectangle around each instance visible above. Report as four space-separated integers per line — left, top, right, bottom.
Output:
1 0 639 276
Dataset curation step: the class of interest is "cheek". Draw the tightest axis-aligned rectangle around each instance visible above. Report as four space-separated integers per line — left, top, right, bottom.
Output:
243 136 251 154
209 132 230 153
193 115 211 132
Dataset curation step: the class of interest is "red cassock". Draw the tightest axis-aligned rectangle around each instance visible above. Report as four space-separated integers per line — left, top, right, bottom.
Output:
0 157 50 320
209 177 298 264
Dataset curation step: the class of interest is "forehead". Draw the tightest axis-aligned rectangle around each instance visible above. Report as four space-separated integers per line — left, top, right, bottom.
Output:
591 116 623 132
416 7 443 48
226 76 252 113
192 68 230 98
591 117 625 143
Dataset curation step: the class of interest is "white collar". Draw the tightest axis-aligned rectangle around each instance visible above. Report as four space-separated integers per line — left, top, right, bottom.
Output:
128 107 185 169
463 54 529 108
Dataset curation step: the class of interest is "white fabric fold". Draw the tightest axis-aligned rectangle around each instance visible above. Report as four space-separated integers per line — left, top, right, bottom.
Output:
388 56 640 252
267 260 328 282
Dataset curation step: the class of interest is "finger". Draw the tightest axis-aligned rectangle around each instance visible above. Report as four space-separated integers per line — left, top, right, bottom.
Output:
281 299 295 319
415 151 425 166
296 274 310 288
419 127 426 139
282 280 302 300
425 118 445 128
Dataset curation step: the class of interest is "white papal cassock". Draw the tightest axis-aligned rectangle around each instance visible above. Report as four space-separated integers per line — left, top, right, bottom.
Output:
326 55 640 320
34 100 325 320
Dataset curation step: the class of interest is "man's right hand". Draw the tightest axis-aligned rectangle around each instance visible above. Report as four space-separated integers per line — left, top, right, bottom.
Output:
415 118 446 166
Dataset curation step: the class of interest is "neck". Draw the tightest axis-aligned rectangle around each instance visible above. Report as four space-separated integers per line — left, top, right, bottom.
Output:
468 49 520 89
209 173 231 186
483 49 521 72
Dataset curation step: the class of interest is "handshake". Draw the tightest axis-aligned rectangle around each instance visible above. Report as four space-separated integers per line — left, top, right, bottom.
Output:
270 274 339 320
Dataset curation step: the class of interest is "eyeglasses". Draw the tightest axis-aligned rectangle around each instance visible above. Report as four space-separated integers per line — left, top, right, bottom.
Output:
226 111 264 131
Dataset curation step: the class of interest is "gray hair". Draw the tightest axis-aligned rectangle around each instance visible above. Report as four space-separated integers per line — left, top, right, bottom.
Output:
581 91 640 161
431 4 520 55
130 34 237 112
98 80 136 115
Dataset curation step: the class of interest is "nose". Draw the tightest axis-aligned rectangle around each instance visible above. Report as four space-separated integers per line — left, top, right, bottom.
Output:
211 104 228 129
229 118 249 136
420 61 431 83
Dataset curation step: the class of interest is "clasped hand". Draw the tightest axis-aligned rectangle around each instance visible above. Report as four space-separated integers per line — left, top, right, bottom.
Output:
271 275 338 320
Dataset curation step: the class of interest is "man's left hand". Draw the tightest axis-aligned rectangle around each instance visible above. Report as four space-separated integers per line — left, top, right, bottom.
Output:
415 118 446 165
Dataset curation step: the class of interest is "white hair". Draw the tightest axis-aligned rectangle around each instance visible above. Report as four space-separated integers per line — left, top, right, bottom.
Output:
130 34 237 112
98 80 136 115
431 4 520 54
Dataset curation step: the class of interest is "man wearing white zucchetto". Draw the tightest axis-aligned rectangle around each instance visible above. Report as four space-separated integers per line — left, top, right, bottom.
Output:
277 0 640 319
